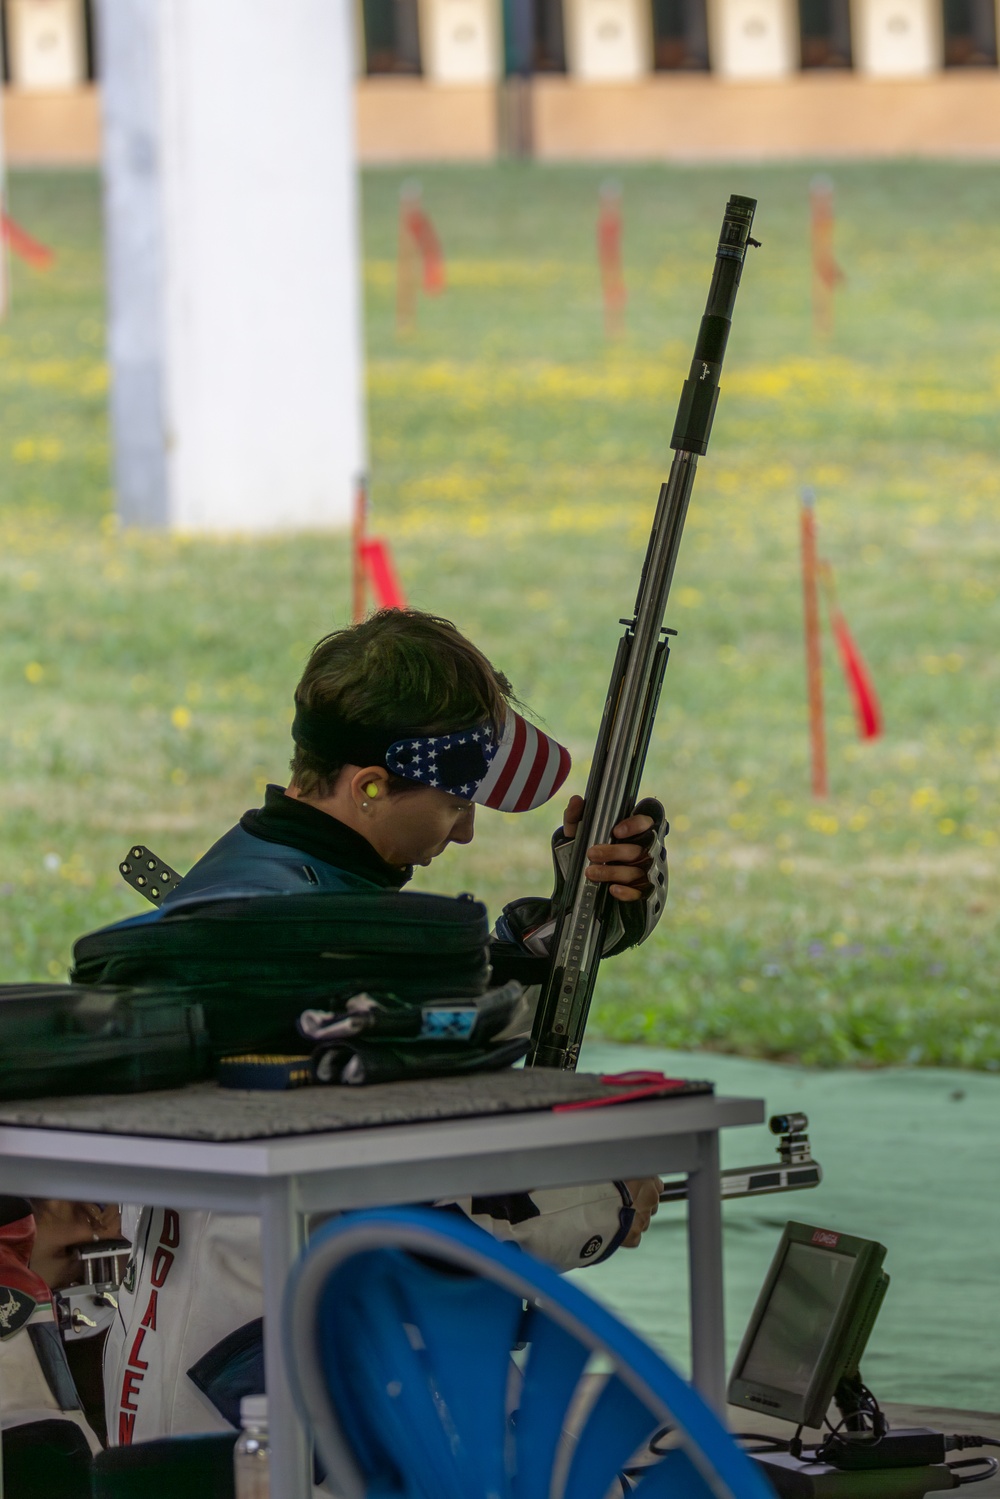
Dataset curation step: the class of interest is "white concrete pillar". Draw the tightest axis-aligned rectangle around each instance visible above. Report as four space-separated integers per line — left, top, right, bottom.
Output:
852 0 941 73
708 0 798 75
420 0 500 81
5 0 87 89
97 0 366 533
564 0 652 78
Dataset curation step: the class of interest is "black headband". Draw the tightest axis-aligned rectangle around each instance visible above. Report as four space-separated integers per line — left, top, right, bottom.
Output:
291 701 407 770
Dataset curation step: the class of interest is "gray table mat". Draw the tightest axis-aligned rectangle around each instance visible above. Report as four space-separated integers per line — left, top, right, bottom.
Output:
0 1071 713 1142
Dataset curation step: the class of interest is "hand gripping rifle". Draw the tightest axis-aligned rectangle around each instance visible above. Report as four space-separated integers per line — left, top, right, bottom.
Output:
527 194 759 1072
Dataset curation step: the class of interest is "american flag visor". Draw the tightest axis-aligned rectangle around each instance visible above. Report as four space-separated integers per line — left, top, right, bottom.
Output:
385 712 571 813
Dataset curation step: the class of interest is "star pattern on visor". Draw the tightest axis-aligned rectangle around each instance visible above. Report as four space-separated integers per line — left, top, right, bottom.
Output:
385 713 571 814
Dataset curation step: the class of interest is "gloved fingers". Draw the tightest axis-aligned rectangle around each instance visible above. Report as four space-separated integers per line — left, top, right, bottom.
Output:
587 862 653 904
621 1176 665 1246
586 859 651 887
561 793 585 840
561 804 655 847
586 838 654 867
610 811 656 842
609 883 647 903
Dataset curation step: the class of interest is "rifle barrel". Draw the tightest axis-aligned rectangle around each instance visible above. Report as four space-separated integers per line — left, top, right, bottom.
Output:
527 195 758 1072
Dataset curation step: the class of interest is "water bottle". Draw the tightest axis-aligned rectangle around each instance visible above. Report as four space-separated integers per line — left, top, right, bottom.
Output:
234 1393 270 1498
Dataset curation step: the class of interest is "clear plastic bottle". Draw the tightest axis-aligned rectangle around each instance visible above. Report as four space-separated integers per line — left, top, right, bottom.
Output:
233 1393 270 1499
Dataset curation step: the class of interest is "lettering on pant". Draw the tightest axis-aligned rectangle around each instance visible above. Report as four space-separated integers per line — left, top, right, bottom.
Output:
118 1209 179 1444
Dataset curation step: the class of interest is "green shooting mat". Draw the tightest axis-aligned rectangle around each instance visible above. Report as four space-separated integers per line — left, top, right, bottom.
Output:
576 1041 1000 1415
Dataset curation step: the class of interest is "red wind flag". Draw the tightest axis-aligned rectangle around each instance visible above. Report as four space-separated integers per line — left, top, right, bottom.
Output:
820 560 883 740
351 472 407 618
810 178 845 293
360 537 407 611
1 212 54 270
403 204 445 295
597 182 626 337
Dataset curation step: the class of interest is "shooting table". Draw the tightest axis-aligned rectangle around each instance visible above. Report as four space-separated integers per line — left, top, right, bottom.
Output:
0 1071 764 1497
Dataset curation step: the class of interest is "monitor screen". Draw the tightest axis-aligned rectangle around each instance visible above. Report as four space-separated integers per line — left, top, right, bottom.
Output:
728 1221 888 1429
740 1242 855 1396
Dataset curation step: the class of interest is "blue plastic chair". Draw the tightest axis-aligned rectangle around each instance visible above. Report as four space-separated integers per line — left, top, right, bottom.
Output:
284 1205 773 1499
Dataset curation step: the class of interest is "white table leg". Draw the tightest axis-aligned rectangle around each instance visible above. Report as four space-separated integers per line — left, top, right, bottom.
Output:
260 1179 311 1497
687 1129 727 1412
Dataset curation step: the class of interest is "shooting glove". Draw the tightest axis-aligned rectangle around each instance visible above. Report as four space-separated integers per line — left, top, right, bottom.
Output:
495 796 669 960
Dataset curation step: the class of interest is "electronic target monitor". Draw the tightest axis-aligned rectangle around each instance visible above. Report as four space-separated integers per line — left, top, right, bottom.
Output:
728 1221 889 1430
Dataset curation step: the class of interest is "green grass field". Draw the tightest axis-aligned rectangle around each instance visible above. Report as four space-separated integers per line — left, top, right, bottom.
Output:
1 162 998 1068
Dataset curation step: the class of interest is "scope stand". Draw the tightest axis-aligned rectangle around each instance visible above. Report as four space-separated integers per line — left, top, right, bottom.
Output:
659 1113 822 1205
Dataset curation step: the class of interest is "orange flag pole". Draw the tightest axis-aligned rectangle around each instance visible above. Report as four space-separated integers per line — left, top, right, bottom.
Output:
396 181 419 336
597 180 626 340
0 213 8 322
810 175 845 340
351 475 369 624
801 489 828 798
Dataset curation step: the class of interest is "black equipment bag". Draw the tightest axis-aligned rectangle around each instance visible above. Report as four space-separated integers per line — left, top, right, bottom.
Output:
71 891 492 1058
0 984 211 1100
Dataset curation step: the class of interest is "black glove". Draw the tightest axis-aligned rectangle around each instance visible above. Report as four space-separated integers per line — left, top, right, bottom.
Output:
495 797 669 961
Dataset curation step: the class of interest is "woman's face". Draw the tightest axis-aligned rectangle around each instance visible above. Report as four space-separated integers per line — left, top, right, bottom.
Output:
370 784 476 869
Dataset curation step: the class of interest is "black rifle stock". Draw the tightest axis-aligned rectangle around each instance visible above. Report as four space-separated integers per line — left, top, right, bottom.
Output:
527 194 759 1072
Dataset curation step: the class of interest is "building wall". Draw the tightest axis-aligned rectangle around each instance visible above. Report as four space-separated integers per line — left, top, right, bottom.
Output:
531 71 1000 158
3 0 1000 164
2 84 100 163
356 78 499 159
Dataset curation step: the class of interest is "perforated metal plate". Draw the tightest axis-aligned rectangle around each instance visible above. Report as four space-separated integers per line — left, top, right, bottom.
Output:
119 846 182 906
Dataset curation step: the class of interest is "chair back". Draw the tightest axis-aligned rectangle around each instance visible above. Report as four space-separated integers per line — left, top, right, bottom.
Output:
284 1205 773 1499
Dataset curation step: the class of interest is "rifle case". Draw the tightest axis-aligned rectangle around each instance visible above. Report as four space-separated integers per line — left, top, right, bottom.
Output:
71 891 493 1058
0 984 210 1101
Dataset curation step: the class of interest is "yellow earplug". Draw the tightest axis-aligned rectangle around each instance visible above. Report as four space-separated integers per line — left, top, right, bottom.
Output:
365 782 380 798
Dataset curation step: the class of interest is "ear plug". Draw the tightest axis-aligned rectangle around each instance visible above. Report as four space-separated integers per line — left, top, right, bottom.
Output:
365 783 380 798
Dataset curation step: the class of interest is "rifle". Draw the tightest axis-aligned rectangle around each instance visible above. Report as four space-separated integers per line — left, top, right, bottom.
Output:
526 194 759 1072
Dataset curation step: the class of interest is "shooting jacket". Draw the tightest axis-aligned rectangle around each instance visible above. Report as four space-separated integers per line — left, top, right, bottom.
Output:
104 788 635 1447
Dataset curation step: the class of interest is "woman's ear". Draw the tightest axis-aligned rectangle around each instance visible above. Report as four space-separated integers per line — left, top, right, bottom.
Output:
350 767 390 810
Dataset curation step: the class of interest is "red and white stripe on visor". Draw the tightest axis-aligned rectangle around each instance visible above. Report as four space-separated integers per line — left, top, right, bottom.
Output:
474 712 571 813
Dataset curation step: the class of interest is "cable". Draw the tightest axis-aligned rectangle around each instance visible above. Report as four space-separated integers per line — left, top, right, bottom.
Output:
816 1383 888 1463
948 1457 998 1485
830 1381 887 1439
733 1433 792 1452
945 1437 1000 1486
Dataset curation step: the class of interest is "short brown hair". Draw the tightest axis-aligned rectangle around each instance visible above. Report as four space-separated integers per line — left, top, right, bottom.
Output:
289 609 516 797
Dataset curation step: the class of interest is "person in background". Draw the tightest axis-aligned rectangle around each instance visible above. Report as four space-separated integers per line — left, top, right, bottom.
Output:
0 1197 102 1495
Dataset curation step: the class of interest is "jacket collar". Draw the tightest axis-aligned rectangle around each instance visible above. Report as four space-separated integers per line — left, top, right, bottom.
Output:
240 785 411 889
